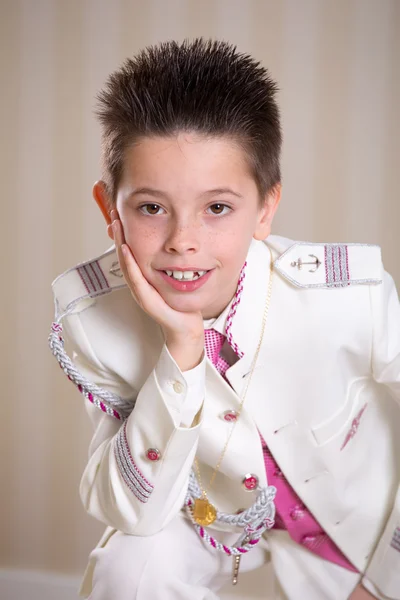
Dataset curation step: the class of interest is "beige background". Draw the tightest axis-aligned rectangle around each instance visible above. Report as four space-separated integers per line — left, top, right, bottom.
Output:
1 0 399 578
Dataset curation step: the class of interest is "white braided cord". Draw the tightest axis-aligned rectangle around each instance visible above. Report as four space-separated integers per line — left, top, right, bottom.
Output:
48 322 134 420
184 471 276 555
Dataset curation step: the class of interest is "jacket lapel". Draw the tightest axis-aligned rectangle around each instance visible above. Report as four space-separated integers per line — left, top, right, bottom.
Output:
224 239 275 393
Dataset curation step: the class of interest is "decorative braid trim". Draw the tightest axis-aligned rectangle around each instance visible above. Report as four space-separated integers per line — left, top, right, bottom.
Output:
324 244 350 288
76 260 109 296
114 421 154 502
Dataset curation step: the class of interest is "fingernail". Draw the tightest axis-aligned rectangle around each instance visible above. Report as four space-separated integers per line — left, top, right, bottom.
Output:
112 221 117 235
121 244 128 257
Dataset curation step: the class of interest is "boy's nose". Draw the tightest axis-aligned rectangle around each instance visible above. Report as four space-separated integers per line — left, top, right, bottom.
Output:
165 224 200 254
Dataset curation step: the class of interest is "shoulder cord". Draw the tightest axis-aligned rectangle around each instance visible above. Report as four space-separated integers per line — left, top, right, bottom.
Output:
48 322 133 420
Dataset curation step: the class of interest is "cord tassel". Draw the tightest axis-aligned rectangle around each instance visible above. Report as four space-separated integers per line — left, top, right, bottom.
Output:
232 555 241 585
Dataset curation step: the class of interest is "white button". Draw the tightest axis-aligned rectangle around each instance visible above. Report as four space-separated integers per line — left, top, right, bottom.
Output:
173 380 184 394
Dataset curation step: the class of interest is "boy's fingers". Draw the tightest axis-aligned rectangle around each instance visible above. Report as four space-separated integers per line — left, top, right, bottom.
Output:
121 244 144 288
112 220 165 315
115 244 130 284
112 219 124 247
119 243 148 296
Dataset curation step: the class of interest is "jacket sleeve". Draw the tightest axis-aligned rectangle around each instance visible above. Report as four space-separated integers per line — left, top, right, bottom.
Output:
362 270 400 599
62 311 205 536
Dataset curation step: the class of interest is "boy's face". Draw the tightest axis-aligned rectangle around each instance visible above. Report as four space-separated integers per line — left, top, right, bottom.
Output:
95 133 280 319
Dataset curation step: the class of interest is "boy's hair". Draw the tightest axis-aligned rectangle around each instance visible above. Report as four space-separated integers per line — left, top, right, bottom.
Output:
96 38 282 203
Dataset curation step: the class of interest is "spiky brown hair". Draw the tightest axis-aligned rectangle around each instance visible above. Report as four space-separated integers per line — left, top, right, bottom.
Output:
96 38 282 202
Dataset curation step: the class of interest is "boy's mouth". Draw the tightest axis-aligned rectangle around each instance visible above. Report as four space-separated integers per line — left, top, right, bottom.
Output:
162 269 209 282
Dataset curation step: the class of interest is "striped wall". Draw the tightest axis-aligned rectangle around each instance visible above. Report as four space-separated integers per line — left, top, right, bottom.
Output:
1 0 399 577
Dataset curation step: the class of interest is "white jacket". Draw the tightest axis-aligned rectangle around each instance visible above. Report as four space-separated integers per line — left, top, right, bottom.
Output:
51 235 400 599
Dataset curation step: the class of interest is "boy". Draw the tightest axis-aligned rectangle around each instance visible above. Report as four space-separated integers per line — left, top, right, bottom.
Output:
50 39 400 599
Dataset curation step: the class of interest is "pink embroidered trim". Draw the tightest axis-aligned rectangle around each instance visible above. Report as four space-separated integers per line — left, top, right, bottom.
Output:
340 403 368 451
114 421 154 503
77 259 109 296
225 262 247 358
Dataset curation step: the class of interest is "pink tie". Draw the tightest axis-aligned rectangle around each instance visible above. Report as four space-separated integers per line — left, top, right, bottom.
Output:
204 329 230 377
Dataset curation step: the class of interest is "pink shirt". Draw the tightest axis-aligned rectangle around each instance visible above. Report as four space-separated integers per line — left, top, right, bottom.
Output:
260 434 357 572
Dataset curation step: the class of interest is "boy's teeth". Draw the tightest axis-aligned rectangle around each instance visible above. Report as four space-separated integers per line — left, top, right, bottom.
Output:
165 270 207 281
183 271 194 280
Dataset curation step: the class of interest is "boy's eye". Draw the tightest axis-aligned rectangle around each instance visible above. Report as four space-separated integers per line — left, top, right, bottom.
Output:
139 204 165 215
208 203 231 215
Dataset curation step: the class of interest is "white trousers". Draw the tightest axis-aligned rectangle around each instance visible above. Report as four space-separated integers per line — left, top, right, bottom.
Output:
80 513 362 600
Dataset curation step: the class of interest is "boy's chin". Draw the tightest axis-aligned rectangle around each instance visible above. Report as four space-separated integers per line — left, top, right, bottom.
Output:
163 296 205 314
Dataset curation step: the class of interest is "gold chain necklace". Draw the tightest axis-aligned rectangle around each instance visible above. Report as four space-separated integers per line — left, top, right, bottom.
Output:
192 247 274 526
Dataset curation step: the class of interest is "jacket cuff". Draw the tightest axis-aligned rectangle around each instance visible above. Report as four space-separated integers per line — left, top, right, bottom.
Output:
155 344 206 427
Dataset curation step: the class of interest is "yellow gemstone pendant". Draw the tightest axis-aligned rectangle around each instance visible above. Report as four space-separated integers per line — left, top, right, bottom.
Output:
192 498 217 525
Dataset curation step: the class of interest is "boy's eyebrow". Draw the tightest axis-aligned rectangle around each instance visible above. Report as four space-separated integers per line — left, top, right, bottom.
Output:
127 187 243 200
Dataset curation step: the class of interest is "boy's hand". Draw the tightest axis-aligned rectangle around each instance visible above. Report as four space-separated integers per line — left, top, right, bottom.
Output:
111 211 204 371
348 584 376 600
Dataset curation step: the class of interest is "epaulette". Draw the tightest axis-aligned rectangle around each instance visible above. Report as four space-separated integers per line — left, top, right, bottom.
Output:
272 242 382 289
52 246 126 320
50 246 132 421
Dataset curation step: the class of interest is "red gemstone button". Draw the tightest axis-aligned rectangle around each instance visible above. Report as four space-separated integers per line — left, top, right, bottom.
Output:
242 474 259 491
146 448 161 461
221 410 238 422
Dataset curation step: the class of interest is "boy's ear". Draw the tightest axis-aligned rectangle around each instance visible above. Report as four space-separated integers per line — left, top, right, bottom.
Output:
253 184 282 241
93 180 114 240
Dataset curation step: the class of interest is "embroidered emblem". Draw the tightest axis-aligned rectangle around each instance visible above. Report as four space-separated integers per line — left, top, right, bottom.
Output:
340 404 367 451
390 527 400 553
114 421 154 503
109 260 123 278
325 244 350 288
77 260 109 296
291 255 321 272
